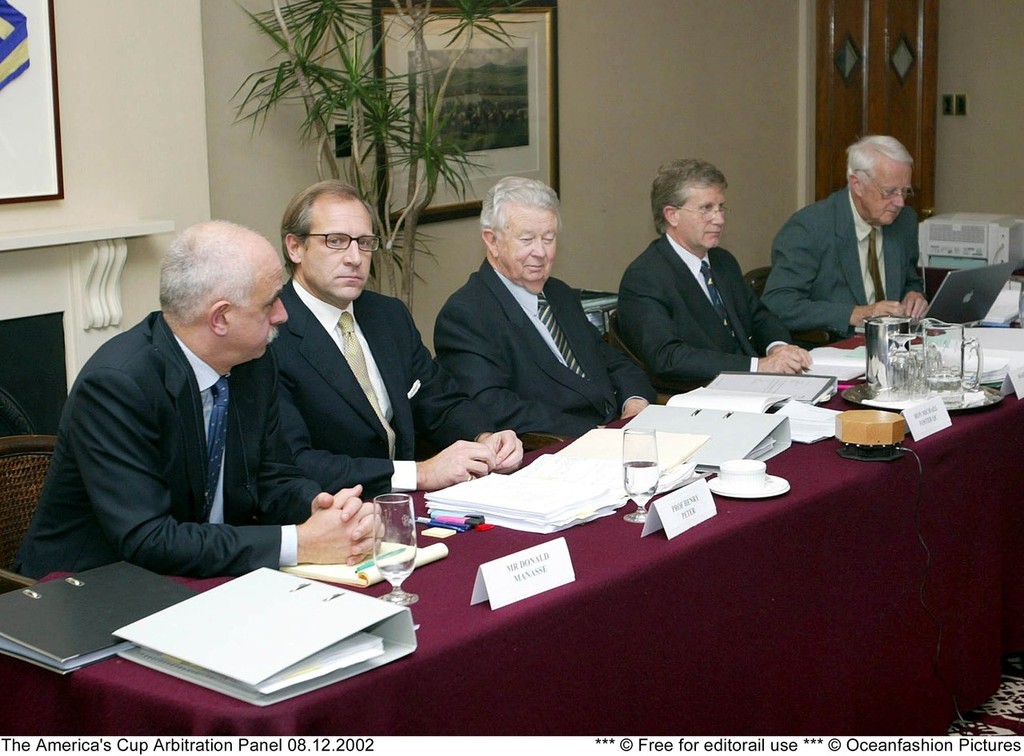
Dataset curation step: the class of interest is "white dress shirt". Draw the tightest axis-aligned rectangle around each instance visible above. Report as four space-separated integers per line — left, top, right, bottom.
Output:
175 336 299 566
849 191 886 303
293 281 417 491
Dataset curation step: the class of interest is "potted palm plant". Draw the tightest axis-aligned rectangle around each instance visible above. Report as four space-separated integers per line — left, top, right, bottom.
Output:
235 0 520 308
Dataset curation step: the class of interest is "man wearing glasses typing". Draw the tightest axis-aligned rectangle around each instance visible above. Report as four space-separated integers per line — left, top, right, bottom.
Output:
762 135 928 342
617 158 810 384
272 181 522 498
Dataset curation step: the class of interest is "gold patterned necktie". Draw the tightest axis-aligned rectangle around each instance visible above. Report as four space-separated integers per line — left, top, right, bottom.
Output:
338 312 396 459
537 292 585 377
867 228 885 303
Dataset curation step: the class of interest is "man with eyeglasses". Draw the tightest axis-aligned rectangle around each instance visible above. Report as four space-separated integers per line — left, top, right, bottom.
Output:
271 180 522 498
762 135 927 341
616 159 811 384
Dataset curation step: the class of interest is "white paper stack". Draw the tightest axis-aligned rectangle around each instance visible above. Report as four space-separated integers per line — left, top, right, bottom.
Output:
809 346 866 380
427 454 701 534
775 401 841 443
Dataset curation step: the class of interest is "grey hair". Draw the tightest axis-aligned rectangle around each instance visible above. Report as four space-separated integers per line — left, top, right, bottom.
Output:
480 176 562 235
650 159 727 234
160 221 258 324
846 135 914 177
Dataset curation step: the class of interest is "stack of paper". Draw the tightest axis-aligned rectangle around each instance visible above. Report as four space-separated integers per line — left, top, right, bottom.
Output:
809 346 866 380
427 452 701 534
668 386 789 413
775 401 840 443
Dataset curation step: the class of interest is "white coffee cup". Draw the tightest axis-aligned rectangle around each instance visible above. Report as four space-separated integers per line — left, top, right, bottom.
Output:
717 459 768 492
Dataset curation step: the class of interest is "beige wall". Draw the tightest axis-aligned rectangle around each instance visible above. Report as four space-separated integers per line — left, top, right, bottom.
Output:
935 1 1024 217
0 0 211 326
202 0 804 347
3 1 1020 351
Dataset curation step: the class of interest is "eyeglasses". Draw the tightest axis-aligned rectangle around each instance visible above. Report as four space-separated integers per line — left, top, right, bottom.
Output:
675 204 727 221
856 171 915 201
306 232 381 252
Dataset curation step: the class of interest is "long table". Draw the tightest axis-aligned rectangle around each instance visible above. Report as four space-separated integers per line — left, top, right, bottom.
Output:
3 391 1022 735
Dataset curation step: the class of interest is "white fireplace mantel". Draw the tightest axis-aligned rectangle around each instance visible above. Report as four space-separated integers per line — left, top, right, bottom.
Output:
0 220 175 380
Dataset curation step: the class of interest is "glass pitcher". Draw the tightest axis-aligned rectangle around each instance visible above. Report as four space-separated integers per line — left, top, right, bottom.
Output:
921 318 983 407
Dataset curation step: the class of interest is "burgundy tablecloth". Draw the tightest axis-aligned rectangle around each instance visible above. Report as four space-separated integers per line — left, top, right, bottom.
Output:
3 390 1022 736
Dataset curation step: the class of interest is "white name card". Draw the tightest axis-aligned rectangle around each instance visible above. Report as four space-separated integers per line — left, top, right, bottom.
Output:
1006 365 1024 400
471 537 575 610
902 397 952 441
642 479 717 539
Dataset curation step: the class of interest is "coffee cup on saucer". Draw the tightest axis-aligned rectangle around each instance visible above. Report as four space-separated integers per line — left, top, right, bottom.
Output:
709 459 790 499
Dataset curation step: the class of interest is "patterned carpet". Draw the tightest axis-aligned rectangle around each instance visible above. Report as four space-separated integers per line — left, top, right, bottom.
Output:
948 656 1024 735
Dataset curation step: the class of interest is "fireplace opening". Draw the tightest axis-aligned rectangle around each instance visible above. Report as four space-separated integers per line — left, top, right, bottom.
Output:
0 313 67 435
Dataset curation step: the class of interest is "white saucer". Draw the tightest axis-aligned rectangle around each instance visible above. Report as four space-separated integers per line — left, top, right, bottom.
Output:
708 474 790 499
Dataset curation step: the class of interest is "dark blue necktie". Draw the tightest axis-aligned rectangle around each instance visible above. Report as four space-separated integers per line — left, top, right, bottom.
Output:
700 259 735 338
205 376 229 508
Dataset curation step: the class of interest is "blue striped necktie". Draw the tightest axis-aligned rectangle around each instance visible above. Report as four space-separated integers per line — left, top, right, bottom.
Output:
205 376 229 509
538 291 585 377
700 259 735 338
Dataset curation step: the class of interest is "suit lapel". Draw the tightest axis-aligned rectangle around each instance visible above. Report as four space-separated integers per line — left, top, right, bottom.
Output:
353 296 414 444
478 263 607 409
656 240 749 355
153 316 208 521
283 285 389 444
836 189 869 304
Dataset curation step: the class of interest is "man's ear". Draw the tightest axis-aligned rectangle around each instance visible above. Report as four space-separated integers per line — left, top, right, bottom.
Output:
208 300 232 337
482 229 500 258
662 205 679 230
284 233 305 266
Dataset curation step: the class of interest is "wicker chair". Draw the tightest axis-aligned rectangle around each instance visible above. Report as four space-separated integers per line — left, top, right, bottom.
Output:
0 435 56 592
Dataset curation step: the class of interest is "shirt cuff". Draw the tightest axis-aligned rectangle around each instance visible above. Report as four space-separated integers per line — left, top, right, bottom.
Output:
279 525 298 566
390 460 417 492
750 358 758 372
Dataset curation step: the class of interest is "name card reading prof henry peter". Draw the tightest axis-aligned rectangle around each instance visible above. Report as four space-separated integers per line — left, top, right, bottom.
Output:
471 537 575 610
642 478 717 539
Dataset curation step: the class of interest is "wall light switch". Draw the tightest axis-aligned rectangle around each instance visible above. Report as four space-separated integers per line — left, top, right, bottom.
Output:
941 94 954 116
954 94 968 116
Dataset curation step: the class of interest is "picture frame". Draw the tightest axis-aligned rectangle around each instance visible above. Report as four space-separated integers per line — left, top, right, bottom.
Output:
0 0 62 204
374 0 558 223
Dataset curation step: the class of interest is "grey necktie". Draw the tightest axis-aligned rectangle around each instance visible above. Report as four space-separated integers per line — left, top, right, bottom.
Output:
538 292 585 377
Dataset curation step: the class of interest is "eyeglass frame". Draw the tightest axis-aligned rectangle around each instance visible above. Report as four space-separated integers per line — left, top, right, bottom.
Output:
855 170 915 201
304 232 381 253
673 203 727 221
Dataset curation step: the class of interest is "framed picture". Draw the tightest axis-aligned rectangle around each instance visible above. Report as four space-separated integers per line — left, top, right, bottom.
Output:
0 0 62 204
375 0 557 223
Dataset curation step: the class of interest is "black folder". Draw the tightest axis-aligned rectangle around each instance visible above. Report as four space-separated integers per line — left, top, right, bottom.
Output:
0 561 195 673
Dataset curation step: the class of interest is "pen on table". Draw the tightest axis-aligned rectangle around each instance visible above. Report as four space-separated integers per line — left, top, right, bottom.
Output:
416 516 470 532
354 547 404 572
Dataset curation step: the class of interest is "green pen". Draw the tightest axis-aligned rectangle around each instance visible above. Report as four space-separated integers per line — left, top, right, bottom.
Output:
355 547 405 572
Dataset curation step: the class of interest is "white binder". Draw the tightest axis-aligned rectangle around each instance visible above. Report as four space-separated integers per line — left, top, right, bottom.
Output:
115 568 417 706
625 404 792 472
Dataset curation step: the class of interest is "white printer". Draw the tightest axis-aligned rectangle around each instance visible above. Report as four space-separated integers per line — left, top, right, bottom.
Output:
918 213 1024 269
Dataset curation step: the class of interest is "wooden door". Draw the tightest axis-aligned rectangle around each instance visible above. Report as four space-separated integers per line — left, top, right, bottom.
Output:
815 0 938 218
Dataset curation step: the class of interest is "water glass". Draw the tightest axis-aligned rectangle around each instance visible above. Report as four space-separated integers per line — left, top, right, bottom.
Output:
622 428 659 524
373 493 418 606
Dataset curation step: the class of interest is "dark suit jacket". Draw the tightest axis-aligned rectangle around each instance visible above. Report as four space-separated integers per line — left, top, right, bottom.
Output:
434 261 655 437
617 236 792 384
15 313 320 579
762 186 924 338
272 282 490 497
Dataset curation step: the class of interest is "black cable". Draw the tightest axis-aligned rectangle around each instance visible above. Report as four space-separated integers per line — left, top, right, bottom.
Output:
897 444 963 723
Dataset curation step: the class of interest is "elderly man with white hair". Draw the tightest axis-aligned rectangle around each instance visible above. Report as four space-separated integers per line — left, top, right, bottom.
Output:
762 135 927 342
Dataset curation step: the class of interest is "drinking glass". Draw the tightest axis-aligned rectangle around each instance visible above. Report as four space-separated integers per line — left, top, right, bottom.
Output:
373 493 418 606
622 428 659 524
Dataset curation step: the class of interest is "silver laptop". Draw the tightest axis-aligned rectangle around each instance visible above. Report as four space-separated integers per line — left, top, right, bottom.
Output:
920 262 1014 324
